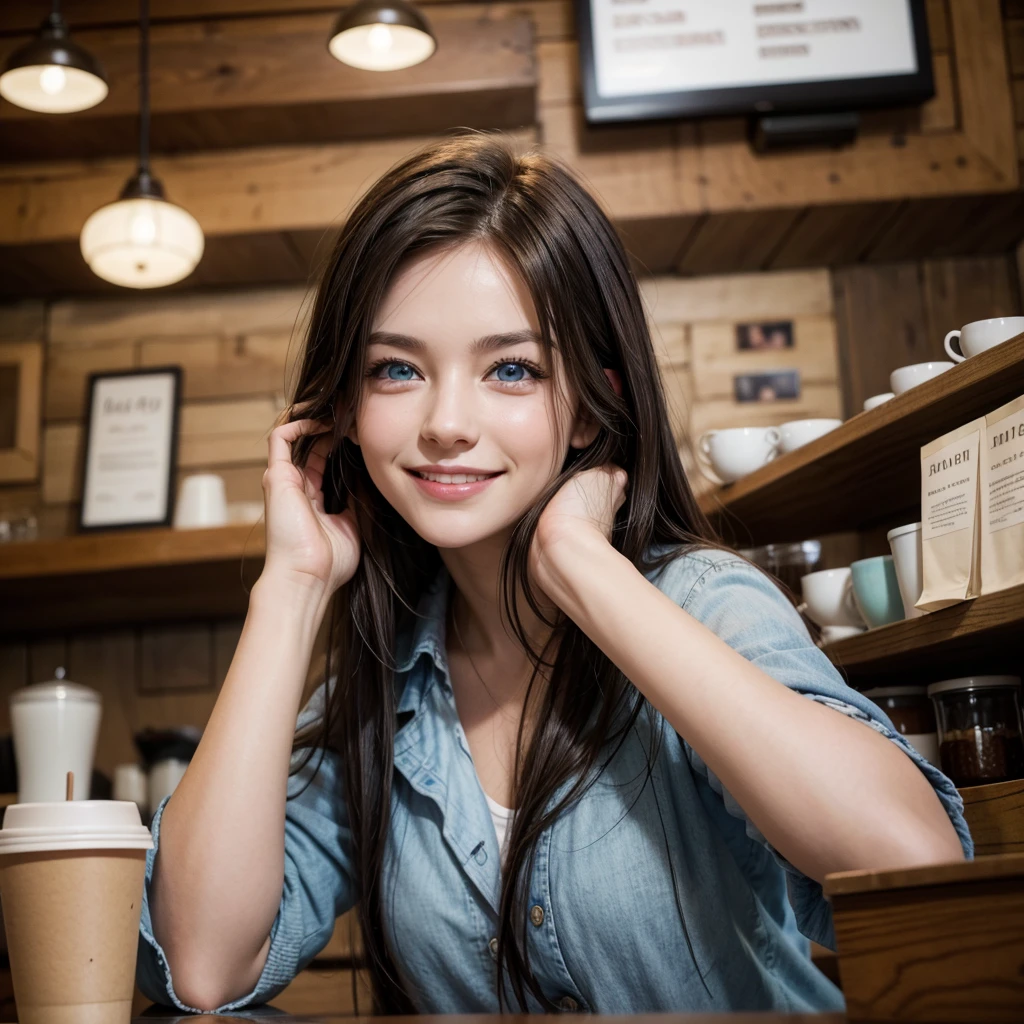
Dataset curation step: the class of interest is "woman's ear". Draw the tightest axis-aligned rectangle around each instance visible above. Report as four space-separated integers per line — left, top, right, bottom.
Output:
570 368 622 448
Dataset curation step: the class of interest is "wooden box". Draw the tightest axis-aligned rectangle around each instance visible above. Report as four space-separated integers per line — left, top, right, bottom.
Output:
825 853 1024 1022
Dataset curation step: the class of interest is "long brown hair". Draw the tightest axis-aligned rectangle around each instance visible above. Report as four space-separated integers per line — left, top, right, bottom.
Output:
285 129 718 1012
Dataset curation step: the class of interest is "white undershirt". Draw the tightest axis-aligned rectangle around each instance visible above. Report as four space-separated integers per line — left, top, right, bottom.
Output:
484 791 515 865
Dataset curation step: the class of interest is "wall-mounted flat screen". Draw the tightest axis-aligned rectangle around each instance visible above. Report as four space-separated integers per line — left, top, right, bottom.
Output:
576 0 934 124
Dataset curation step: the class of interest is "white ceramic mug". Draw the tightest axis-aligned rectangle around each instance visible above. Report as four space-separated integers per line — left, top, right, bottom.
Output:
174 473 228 529
778 418 843 453
799 567 866 628
696 427 780 484
889 361 954 395
863 392 895 412
887 522 924 620
818 624 867 644
944 316 1024 363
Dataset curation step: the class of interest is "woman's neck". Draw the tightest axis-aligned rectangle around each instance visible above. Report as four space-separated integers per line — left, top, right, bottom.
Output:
441 547 558 708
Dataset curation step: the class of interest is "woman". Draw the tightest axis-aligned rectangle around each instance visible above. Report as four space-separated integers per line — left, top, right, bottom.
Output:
137 131 971 1016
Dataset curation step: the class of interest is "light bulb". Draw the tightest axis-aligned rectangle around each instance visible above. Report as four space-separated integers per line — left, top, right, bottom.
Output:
129 209 157 245
367 23 394 54
38 64 66 95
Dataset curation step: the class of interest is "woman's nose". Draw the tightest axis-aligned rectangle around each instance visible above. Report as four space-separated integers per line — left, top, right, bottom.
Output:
420 373 479 449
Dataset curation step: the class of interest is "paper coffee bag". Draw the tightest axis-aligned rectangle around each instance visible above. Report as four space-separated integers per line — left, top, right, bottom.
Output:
980 394 1024 595
917 417 984 610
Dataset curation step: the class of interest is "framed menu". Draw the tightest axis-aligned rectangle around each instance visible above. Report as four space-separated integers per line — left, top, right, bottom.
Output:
78 367 182 532
576 0 933 125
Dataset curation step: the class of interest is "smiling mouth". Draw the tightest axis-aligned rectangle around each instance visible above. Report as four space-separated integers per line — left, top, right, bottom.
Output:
407 470 504 484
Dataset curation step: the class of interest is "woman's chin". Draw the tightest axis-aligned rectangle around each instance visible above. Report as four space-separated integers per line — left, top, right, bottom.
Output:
403 514 515 552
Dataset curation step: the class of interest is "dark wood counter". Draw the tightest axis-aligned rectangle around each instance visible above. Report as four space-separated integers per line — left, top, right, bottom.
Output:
134 1015 848 1023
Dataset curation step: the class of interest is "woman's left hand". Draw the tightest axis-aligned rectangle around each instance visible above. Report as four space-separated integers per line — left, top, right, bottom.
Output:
530 464 628 598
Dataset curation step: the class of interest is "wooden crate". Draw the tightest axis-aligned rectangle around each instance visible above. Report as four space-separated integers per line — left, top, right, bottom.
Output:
826 854 1024 1022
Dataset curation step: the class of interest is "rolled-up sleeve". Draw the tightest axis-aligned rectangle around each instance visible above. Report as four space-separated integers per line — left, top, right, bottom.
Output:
657 552 973 951
136 677 356 1012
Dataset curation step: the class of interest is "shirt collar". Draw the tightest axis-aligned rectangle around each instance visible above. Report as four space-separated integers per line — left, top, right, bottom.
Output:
394 559 452 715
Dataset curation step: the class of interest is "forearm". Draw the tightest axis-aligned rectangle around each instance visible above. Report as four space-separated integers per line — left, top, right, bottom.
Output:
536 535 964 883
149 574 332 1009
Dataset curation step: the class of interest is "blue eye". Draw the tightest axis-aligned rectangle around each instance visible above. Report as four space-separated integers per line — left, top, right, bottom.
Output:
384 362 415 381
494 363 528 382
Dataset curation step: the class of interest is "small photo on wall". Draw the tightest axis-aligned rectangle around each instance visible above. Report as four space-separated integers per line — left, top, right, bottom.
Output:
734 369 800 403
736 320 794 351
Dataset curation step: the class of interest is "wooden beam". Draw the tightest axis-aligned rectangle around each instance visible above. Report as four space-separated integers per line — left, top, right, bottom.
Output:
0 0 573 39
0 128 533 245
0 11 536 160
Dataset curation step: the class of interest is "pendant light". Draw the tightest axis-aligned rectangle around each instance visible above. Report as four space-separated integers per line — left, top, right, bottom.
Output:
0 3 108 113
327 0 436 71
79 0 203 289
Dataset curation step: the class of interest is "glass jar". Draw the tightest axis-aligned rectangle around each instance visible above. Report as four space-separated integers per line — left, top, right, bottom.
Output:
740 540 821 605
862 686 939 767
926 676 1024 787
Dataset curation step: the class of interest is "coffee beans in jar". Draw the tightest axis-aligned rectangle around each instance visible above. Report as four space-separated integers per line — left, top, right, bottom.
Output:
926 676 1024 787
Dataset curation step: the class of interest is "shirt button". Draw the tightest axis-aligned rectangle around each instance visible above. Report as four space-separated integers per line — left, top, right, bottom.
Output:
488 937 499 960
529 904 545 927
559 996 579 1011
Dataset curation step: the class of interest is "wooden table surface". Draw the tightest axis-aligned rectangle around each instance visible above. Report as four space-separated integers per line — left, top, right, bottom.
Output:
133 1014 849 1023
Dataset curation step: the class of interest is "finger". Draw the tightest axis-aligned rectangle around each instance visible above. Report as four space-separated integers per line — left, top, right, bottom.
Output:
268 418 331 468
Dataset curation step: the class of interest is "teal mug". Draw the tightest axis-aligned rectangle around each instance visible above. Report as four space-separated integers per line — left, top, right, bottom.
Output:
850 555 904 628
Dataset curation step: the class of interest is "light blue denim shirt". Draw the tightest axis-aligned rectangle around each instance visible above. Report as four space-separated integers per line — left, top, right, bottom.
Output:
136 546 973 1014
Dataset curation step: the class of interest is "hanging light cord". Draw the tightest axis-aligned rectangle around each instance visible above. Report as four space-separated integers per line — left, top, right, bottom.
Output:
138 0 151 177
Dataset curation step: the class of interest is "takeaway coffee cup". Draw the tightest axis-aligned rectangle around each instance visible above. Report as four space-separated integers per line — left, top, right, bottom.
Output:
0 798 153 1024
173 473 227 529
944 316 1024 363
696 427 780 483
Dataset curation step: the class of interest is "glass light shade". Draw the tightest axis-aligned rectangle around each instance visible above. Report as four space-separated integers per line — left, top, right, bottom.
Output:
328 1 435 71
80 196 205 289
0 63 108 113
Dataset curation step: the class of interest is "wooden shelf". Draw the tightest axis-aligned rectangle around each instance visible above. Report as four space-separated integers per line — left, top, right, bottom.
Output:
0 523 266 635
823 583 1024 684
960 779 1024 857
698 334 1024 545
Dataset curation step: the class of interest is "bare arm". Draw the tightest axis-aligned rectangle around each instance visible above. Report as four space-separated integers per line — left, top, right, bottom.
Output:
147 411 361 1013
148 576 332 1011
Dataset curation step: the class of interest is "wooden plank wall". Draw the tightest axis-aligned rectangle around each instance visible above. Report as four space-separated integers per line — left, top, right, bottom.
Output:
2 249 1020 766
4 0 1024 293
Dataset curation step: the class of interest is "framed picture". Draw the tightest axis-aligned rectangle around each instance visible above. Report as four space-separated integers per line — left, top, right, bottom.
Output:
736 320 794 351
0 340 43 484
78 367 182 533
734 369 801 403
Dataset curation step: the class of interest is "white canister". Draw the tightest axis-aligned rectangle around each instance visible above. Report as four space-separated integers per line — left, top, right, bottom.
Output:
147 758 190 813
113 763 149 817
10 675 102 803
887 522 924 620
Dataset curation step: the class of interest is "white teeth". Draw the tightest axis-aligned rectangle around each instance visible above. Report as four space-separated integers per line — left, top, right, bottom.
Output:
417 471 495 484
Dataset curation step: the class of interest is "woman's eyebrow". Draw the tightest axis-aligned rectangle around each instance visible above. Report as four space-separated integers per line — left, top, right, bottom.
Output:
367 329 544 354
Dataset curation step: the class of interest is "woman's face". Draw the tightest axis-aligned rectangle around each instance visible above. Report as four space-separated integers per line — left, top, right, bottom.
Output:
347 240 594 551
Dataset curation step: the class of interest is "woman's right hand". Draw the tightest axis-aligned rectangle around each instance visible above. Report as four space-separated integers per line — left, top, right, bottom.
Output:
259 415 362 598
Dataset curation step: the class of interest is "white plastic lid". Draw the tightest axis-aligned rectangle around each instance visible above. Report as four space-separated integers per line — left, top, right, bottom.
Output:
863 686 929 699
0 800 153 854
886 522 922 541
926 675 1022 698
10 681 101 705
